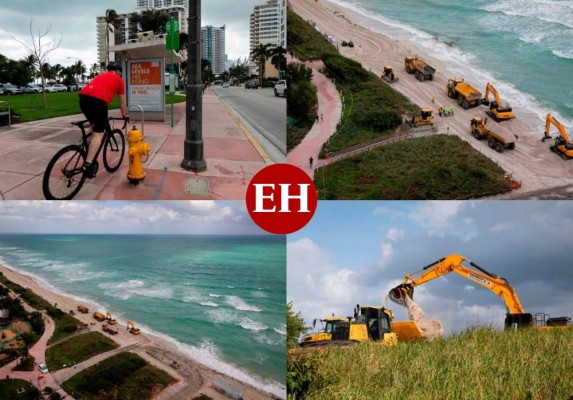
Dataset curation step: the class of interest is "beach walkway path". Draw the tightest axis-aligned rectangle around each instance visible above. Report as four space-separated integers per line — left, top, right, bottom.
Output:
287 60 342 178
0 310 72 399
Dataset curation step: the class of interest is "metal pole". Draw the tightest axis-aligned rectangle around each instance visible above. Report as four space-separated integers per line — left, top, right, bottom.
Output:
181 0 206 172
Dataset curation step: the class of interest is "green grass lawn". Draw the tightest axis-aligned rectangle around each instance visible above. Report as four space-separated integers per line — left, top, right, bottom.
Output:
0 379 40 400
316 135 509 199
62 352 175 400
2 91 186 122
288 327 573 400
46 307 85 345
46 331 118 371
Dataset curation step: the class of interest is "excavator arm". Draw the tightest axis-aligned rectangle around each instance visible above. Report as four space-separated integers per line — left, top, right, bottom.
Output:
542 113 570 143
389 254 532 326
483 83 504 109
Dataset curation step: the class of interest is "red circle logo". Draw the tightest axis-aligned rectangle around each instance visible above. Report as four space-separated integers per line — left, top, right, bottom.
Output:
246 164 318 234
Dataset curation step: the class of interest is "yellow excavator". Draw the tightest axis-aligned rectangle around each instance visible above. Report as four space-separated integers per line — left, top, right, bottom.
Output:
389 254 571 329
541 113 573 159
106 312 117 325
300 316 348 347
126 320 141 335
482 83 514 121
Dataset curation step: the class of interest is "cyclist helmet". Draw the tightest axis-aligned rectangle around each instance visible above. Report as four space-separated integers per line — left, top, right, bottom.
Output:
106 62 122 72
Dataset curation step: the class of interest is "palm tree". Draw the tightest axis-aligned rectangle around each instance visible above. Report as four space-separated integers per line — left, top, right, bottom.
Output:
250 43 272 87
132 9 170 34
89 63 99 79
104 9 118 65
270 46 287 78
73 60 86 83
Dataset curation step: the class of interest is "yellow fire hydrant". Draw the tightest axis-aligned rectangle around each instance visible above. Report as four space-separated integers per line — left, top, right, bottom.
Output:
127 125 151 185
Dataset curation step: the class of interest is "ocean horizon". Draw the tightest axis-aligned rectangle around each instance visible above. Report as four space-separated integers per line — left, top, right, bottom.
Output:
325 0 573 131
0 234 286 397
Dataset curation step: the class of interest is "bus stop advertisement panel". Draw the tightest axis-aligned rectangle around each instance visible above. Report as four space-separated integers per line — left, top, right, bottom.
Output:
127 58 165 121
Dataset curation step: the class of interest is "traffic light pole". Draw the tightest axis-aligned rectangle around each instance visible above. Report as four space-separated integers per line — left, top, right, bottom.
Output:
181 0 206 172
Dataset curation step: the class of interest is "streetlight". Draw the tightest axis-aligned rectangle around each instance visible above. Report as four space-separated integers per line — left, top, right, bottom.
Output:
181 0 206 172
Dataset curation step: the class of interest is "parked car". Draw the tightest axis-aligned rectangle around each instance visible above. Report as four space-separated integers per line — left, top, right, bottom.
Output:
23 84 43 93
222 82 230 88
37 363 49 374
0 83 23 95
45 84 67 93
245 80 259 89
274 80 287 97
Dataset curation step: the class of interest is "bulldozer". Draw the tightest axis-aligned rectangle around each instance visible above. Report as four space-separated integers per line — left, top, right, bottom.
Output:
406 108 433 128
300 316 349 347
77 305 89 314
404 56 436 82
447 78 482 109
324 305 398 346
381 65 399 83
93 311 106 322
470 116 517 153
126 320 141 335
541 113 573 159
106 312 117 325
482 83 514 121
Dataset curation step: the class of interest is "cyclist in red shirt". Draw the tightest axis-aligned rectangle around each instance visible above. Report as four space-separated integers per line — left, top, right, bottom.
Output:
79 62 129 177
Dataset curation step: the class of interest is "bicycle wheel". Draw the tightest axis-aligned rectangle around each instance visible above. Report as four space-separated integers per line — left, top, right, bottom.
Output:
103 129 126 173
42 145 87 200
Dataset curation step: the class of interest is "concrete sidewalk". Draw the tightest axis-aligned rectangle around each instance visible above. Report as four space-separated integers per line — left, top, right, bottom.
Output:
0 88 273 200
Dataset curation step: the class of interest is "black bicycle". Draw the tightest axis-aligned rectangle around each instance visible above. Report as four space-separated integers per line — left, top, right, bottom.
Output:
42 117 128 200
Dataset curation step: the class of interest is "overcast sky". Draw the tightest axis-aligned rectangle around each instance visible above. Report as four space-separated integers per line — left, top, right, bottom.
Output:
0 0 261 69
0 201 267 235
288 201 573 335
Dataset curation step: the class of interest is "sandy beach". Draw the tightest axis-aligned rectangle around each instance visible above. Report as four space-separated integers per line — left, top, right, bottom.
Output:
0 264 283 400
289 0 573 196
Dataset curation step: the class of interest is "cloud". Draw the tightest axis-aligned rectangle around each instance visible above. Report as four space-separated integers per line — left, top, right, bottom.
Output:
386 228 404 242
408 201 465 229
0 201 255 235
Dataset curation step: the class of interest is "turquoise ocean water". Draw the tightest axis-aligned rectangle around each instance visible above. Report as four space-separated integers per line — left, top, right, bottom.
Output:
0 234 286 397
327 0 573 130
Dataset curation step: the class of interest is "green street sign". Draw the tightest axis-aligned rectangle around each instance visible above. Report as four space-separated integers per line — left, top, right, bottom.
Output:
166 33 179 50
165 19 179 34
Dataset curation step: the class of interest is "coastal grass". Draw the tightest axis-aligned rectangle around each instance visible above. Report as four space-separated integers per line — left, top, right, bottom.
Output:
46 331 118 371
315 135 508 199
2 92 185 123
46 307 84 345
287 10 337 62
287 327 573 400
0 272 84 344
0 379 39 400
62 352 175 400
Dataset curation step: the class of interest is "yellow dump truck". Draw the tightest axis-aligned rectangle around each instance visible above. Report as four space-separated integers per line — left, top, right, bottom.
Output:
404 57 436 81
447 78 482 109
102 324 118 335
93 311 106 322
470 117 517 153
77 305 89 314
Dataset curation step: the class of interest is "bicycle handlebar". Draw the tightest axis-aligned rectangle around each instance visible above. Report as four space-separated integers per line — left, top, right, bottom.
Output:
109 116 129 130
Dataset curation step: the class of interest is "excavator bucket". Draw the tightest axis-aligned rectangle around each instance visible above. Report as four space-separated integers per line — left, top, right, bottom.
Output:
388 284 414 306
392 320 443 341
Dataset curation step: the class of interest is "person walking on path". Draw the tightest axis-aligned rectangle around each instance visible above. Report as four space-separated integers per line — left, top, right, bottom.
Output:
316 113 320 123
320 113 324 122
309 156 314 168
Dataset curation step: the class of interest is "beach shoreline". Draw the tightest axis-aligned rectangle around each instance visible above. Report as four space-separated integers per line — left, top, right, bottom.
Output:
290 0 573 195
0 263 284 400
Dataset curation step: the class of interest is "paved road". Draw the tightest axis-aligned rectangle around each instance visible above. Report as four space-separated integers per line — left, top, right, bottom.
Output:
211 85 286 162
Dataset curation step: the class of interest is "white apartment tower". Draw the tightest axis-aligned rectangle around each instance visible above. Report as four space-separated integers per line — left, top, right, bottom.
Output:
201 25 226 76
250 0 286 54
97 4 188 65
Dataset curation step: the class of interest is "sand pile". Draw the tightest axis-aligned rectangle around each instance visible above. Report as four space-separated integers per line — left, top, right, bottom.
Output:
404 295 443 339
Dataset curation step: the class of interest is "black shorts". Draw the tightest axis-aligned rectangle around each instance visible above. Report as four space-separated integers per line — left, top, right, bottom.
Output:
79 95 108 132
